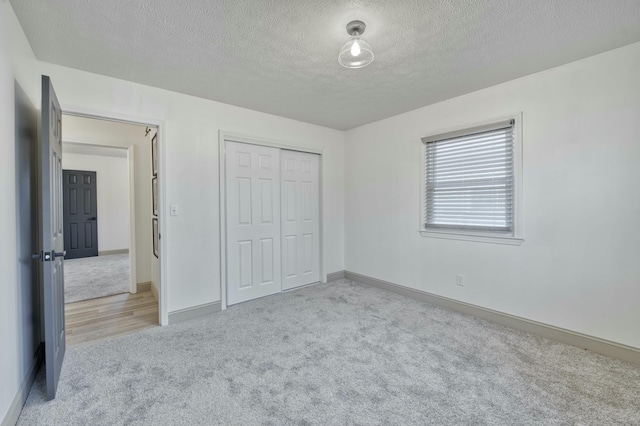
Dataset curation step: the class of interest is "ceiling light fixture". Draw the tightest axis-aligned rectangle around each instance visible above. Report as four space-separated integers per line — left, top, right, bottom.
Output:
338 20 374 69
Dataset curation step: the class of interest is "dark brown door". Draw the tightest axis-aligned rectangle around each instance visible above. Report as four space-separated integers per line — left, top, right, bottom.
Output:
63 170 98 259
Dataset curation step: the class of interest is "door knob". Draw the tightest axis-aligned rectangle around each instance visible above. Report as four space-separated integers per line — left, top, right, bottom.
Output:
31 251 66 261
88 217 96 221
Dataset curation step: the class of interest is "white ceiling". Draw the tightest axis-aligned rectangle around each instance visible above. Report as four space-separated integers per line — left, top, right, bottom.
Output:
11 0 640 130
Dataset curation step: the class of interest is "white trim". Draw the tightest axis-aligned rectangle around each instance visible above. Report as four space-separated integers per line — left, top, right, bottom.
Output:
327 270 346 281
345 271 640 366
419 230 523 245
319 153 327 285
157 126 168 326
150 280 159 300
1 349 42 426
127 146 137 294
98 249 129 256
62 106 160 129
218 137 227 310
168 301 222 324
136 281 151 292
418 112 524 244
218 131 326 310
221 131 323 155
61 104 168 326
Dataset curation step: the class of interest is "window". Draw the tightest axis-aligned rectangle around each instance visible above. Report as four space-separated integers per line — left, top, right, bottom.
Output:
421 118 521 244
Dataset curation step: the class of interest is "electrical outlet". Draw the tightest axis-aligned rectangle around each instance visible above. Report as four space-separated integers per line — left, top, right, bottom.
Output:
456 274 464 286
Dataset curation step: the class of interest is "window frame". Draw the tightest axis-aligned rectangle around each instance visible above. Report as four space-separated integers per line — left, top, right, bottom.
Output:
419 113 524 245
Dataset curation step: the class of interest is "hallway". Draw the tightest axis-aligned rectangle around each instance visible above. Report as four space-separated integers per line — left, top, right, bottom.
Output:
64 253 130 303
65 290 158 347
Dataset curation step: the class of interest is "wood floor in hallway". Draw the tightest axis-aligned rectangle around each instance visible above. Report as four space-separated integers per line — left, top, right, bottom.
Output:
65 290 159 347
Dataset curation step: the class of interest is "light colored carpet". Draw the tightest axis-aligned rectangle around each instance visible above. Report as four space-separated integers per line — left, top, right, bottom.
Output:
64 254 130 303
19 279 640 425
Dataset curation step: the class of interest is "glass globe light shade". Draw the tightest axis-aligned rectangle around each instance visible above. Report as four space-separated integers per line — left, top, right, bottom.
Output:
338 36 374 69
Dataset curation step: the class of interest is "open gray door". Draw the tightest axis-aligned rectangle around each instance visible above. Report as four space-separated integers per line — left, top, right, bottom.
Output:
38 75 66 400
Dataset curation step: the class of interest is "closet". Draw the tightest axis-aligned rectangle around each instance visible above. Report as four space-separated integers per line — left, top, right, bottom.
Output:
225 141 320 305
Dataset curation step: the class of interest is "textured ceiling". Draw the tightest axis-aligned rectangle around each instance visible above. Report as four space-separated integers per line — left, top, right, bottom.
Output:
11 0 640 130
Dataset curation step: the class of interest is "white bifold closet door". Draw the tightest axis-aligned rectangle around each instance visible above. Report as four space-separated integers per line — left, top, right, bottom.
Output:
280 150 320 290
226 142 281 306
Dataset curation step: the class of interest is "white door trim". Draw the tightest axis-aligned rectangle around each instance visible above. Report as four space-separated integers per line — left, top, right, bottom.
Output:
61 104 168 326
219 130 326 310
126 146 137 294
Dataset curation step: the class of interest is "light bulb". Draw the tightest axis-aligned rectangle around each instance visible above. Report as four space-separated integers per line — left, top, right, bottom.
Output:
338 21 374 69
350 39 361 57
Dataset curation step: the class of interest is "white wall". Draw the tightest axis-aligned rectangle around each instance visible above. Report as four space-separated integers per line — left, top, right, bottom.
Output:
15 29 345 315
62 152 130 252
62 116 153 284
345 42 640 349
0 2 40 422
2 4 343 420
0 4 20 420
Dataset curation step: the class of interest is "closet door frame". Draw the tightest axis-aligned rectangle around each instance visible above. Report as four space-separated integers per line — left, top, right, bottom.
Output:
218 131 325 310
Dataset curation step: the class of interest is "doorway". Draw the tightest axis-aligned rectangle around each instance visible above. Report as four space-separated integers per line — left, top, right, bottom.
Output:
63 170 98 259
60 114 162 345
61 149 131 303
220 135 324 307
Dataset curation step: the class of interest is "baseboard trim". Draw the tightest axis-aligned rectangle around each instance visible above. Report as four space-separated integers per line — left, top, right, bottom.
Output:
150 281 158 300
136 281 151 293
99 249 129 256
344 271 640 365
327 270 346 281
168 301 221 325
1 345 43 426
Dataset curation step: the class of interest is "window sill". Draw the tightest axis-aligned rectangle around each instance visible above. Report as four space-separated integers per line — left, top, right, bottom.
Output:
419 229 523 246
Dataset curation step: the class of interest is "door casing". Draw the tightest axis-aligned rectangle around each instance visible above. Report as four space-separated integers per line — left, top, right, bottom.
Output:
60 105 168 326
218 131 326 310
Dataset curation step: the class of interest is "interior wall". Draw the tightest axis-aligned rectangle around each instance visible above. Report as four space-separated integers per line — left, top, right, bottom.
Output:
344 42 640 349
0 3 41 423
14 78 40 405
62 116 152 284
0 26 18 421
62 152 130 252
29 31 345 314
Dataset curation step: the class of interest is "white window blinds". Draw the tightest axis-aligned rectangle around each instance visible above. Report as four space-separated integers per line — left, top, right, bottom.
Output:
423 120 515 232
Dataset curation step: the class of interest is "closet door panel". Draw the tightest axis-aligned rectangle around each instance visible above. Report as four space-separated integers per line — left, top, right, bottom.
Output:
226 142 281 305
280 150 320 290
